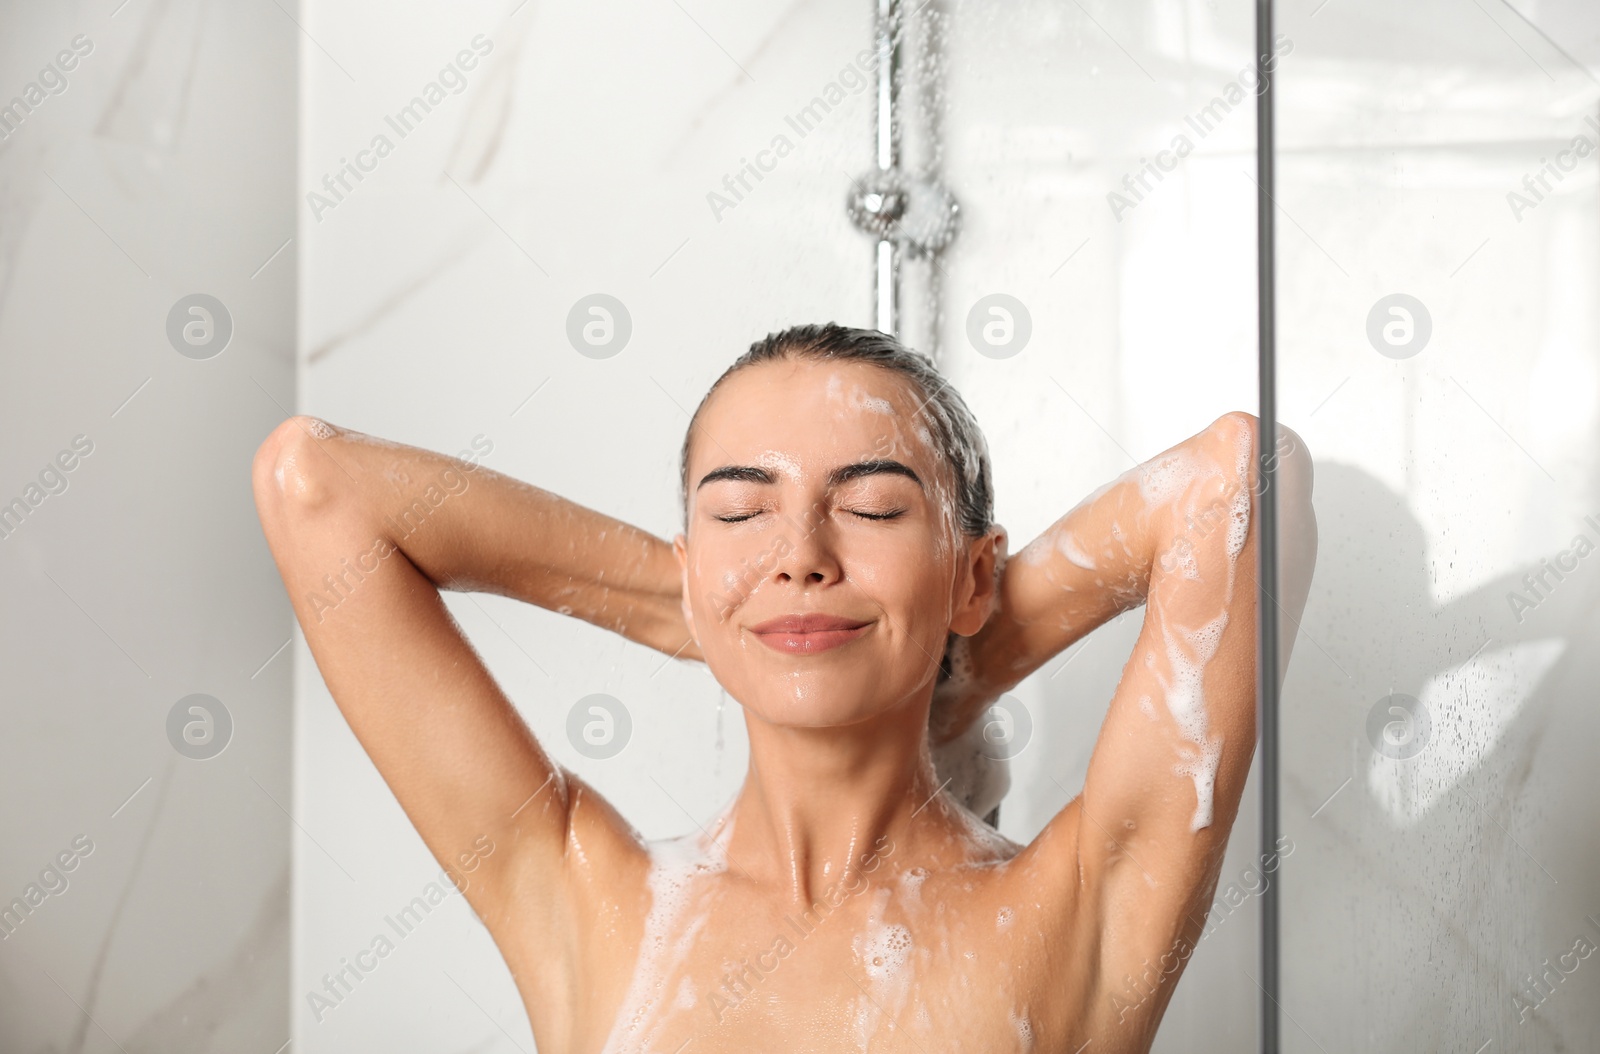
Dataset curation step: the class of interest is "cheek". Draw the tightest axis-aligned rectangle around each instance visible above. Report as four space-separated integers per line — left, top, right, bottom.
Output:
850 537 953 627
685 537 766 625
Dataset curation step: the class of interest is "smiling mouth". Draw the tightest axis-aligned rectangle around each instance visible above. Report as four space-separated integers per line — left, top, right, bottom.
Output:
748 618 873 655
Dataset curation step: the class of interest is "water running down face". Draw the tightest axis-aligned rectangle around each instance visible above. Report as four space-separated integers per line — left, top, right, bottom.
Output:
673 356 995 733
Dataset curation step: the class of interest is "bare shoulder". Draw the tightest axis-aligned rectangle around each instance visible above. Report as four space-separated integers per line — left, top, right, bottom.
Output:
566 771 654 902
498 765 653 931
492 768 654 1047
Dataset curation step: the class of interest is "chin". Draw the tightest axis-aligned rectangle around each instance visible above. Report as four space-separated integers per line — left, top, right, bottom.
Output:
733 692 862 730
736 679 914 733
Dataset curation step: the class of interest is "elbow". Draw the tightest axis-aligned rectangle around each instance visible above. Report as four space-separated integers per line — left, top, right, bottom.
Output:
1196 412 1259 496
252 415 342 524
1211 412 1319 577
1210 411 1315 503
1212 410 1259 456
1271 422 1314 512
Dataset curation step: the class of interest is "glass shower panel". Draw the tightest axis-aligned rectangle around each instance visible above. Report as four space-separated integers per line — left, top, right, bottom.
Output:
933 2 1261 1049
1276 0 1600 1049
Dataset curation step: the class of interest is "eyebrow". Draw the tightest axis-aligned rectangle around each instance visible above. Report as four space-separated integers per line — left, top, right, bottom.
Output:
696 459 923 492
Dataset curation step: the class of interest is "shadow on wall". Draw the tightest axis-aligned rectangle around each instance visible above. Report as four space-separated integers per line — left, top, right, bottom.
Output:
1285 462 1600 1049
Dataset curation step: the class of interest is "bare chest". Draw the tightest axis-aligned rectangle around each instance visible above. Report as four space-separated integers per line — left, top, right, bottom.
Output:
571 863 1070 1054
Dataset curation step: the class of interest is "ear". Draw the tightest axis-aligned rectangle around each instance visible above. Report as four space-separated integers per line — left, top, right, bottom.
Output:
949 525 1007 637
672 532 699 643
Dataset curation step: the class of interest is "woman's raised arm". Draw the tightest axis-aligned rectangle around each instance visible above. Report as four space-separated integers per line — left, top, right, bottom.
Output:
250 415 693 1038
954 411 1315 1038
258 417 699 658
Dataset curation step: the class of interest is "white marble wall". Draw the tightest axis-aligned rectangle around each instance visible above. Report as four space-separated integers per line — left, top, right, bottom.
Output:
0 0 296 1051
293 1 1267 1050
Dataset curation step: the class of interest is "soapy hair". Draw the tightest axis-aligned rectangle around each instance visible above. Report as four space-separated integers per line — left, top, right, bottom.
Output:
678 323 995 685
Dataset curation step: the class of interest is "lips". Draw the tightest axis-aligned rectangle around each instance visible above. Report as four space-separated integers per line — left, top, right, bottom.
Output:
748 613 872 655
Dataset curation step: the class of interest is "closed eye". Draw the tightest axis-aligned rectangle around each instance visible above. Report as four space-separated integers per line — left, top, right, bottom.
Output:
712 508 905 524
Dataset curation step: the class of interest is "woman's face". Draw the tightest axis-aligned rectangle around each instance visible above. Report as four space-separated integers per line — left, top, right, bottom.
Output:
674 357 994 731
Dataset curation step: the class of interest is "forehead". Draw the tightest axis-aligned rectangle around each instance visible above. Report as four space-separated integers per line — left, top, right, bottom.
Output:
690 358 937 477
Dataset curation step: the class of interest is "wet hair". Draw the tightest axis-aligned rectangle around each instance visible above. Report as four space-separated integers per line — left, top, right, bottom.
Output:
677 322 995 685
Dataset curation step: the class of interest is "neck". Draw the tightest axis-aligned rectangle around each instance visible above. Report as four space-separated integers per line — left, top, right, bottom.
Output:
714 692 959 908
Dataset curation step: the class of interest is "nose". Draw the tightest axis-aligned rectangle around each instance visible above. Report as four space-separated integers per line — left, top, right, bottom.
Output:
770 506 843 586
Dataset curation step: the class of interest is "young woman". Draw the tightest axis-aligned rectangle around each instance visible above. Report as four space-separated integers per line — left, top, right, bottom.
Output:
253 323 1315 1053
